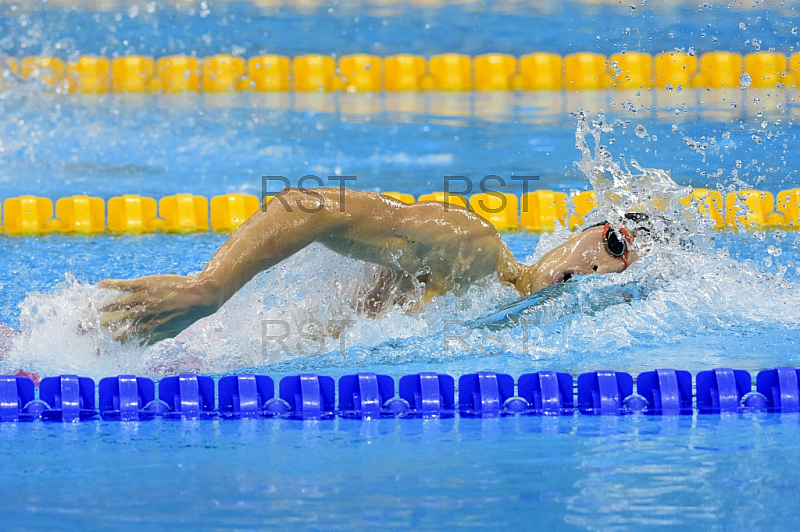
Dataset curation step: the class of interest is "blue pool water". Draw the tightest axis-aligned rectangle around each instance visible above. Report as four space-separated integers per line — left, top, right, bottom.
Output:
3 0 800 529
3 414 800 529
2 0 799 58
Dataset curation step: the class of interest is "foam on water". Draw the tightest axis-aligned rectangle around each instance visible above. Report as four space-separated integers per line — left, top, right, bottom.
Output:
2 115 799 378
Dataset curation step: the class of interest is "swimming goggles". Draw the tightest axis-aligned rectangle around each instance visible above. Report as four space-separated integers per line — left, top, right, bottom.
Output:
587 213 644 269
601 223 633 269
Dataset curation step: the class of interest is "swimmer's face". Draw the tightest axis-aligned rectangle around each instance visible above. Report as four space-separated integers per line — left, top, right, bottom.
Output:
521 225 638 295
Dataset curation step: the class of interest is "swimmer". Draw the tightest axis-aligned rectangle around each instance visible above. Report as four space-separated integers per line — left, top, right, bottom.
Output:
99 188 640 344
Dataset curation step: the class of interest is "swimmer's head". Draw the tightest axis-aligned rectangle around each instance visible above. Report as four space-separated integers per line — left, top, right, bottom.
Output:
518 213 647 295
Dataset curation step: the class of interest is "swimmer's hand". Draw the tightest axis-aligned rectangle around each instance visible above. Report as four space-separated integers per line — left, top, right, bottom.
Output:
98 275 222 345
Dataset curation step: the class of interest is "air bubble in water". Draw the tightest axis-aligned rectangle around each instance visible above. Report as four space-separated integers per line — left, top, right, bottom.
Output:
635 125 648 138
672 124 679 132
739 73 752 87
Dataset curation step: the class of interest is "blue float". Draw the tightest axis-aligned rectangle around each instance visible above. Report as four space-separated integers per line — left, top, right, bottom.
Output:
458 371 516 417
158 374 216 419
218 374 275 419
756 367 800 413
0 376 37 422
696 368 755 414
398 372 455 418
338 373 396 419
279 374 335 420
518 371 574 415
636 369 693 415
98 375 157 421
38 375 97 422
577 370 645 415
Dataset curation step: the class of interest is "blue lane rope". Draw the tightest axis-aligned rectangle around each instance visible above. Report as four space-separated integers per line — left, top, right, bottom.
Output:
0 367 793 422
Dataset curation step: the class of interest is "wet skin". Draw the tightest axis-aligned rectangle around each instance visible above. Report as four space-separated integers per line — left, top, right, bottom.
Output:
99 188 636 344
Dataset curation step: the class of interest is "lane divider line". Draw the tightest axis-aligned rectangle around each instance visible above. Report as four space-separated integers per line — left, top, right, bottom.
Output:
1 188 797 235
2 51 796 93
0 367 787 421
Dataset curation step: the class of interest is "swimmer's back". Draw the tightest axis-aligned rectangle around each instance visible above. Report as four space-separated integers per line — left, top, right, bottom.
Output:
306 188 507 293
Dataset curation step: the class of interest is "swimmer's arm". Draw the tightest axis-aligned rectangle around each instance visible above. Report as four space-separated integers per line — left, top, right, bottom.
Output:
99 190 353 342
195 205 334 304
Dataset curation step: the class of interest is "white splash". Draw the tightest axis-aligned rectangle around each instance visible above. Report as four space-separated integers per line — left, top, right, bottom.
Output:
573 109 696 239
1 274 146 378
0 247 516 379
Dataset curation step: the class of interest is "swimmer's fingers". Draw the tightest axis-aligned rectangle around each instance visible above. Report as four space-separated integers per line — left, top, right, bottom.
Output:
98 275 206 344
103 313 157 344
98 292 152 314
100 301 153 337
101 307 175 344
99 293 141 313
98 278 178 313
99 309 133 330
100 309 141 342
99 311 135 343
